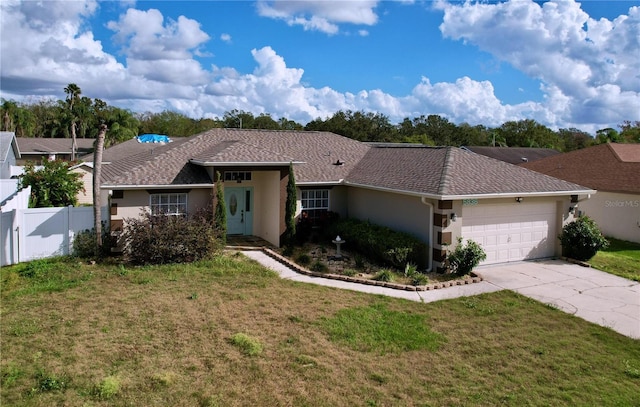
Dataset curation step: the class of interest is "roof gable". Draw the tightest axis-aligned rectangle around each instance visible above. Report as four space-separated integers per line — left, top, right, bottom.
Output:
0 132 20 163
522 143 640 193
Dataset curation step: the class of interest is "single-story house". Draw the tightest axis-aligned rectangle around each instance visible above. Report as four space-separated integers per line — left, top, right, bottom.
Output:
16 137 95 165
522 143 640 243
100 129 594 271
461 146 560 164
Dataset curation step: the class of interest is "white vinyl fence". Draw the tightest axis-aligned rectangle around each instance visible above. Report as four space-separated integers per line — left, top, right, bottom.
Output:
1 205 108 266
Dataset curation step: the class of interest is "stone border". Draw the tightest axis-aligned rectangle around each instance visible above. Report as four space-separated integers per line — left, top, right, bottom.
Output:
259 247 483 292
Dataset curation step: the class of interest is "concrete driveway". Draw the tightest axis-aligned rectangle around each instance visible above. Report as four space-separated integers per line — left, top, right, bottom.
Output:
476 260 640 339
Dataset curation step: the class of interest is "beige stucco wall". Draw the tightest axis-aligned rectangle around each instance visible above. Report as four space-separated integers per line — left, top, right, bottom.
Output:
72 166 93 205
346 187 432 243
249 171 282 247
578 191 640 243
111 188 213 223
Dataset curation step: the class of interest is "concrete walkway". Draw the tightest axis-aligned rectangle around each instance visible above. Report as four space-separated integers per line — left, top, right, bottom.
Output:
242 251 640 339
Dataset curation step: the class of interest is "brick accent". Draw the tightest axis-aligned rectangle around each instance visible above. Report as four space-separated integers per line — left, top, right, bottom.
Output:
110 203 117 216
434 213 448 228
438 231 452 245
438 200 453 210
432 248 447 262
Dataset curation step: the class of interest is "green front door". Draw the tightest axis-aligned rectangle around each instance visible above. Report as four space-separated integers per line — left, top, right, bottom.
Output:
225 187 253 235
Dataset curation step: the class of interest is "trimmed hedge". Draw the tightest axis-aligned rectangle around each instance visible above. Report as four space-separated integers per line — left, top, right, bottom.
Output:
327 218 427 269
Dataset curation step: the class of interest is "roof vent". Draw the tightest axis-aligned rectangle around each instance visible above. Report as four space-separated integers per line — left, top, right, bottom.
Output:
333 159 344 166
521 157 528 162
137 134 171 144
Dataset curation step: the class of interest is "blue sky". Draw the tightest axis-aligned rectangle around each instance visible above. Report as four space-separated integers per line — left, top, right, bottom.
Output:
1 0 639 133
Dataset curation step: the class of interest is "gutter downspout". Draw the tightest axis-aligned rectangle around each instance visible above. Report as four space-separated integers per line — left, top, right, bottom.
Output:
421 197 433 272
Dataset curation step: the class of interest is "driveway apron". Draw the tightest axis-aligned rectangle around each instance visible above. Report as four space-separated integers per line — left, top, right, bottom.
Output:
476 260 640 339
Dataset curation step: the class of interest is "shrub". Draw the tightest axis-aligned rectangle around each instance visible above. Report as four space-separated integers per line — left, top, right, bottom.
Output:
327 218 427 269
310 261 328 273
295 253 311 266
559 216 609 261
374 269 394 282
122 208 222 265
447 237 486 276
72 222 113 259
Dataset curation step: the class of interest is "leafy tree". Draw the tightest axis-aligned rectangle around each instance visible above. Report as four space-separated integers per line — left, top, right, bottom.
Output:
214 171 227 244
595 127 621 144
284 162 297 245
557 128 592 151
496 119 560 149
619 121 640 143
19 160 84 207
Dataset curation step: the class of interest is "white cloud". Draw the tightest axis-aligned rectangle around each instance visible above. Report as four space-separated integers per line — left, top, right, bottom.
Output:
220 33 232 43
107 8 210 60
256 0 379 34
437 0 640 128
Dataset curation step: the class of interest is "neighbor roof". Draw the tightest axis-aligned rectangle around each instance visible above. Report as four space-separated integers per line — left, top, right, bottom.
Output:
347 145 591 198
101 129 370 187
17 137 95 155
462 146 560 164
1 132 20 162
522 143 640 194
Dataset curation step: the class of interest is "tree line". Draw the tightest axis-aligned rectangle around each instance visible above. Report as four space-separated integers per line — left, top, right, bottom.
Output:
2 86 638 153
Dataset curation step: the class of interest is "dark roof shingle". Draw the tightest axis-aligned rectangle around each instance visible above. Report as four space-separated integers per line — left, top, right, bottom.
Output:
522 143 640 194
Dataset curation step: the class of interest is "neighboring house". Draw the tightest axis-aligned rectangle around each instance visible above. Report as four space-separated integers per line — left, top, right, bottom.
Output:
70 162 94 205
101 129 593 271
16 137 95 164
462 146 560 164
522 143 640 243
0 132 20 179
1 132 21 206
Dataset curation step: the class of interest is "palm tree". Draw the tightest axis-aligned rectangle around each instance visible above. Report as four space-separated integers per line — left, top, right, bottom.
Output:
64 83 82 160
93 123 108 256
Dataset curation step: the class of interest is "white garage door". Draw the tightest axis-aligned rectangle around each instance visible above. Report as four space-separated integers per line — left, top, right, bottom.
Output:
462 202 557 265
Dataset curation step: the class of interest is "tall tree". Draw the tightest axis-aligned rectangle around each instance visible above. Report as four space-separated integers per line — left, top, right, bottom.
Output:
284 162 297 246
214 171 227 245
93 123 108 256
64 83 82 159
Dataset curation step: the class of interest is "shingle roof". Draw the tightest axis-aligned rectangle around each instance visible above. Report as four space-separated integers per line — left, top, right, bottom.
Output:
17 137 95 154
347 145 590 197
1 132 19 162
101 129 370 187
463 146 560 164
100 129 592 196
522 143 640 194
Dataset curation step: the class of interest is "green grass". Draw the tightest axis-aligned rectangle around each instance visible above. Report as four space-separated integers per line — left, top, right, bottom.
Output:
1 254 639 406
589 238 640 281
321 302 445 353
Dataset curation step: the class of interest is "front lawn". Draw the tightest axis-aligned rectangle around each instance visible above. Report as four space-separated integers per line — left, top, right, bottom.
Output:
2 255 639 406
589 238 640 282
